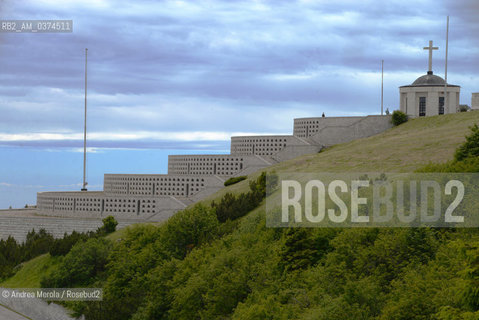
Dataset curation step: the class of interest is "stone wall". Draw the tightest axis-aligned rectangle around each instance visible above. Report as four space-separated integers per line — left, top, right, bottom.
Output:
168 154 245 176
37 191 186 219
294 116 361 138
103 174 223 197
167 154 270 177
0 211 137 242
472 93 479 110
293 115 392 146
230 135 310 156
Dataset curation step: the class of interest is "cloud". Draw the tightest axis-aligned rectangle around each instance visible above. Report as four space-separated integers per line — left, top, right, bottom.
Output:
0 0 478 152
58 147 103 153
0 130 288 152
0 130 284 142
0 182 13 187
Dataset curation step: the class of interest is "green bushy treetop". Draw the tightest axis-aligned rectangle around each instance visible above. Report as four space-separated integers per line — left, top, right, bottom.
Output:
224 176 247 186
455 124 479 161
391 110 408 126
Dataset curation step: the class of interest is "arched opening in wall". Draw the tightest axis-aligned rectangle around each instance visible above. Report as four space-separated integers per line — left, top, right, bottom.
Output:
186 184 189 197
137 200 140 215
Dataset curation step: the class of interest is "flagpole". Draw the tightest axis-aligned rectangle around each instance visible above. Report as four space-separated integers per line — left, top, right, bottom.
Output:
444 16 449 114
82 48 88 191
381 59 384 115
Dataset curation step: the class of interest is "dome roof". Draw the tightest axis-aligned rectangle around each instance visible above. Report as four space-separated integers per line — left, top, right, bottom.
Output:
411 71 446 86
400 71 460 88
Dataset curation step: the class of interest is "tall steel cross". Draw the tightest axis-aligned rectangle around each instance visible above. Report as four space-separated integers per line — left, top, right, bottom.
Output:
423 40 439 73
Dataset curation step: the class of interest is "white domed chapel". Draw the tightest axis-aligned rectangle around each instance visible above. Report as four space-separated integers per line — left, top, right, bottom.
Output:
399 40 460 117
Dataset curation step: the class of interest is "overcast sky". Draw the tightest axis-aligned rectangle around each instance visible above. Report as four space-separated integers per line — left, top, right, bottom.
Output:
0 0 478 207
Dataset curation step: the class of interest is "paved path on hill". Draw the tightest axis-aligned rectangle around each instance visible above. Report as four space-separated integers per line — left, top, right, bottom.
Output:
0 288 80 320
0 304 31 320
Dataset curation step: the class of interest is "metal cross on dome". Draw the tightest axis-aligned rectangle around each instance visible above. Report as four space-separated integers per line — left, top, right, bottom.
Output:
423 40 439 73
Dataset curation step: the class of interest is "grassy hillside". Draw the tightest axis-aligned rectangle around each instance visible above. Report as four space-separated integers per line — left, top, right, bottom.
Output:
280 111 479 172
3 111 479 320
201 111 479 204
1 254 61 288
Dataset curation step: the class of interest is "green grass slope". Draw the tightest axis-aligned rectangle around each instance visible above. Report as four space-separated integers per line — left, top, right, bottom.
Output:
274 111 477 172
1 254 61 288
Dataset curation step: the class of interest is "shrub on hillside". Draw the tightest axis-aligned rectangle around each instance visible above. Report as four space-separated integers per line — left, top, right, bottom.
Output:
50 231 92 257
97 215 118 235
41 238 112 288
455 124 479 161
0 236 23 279
391 110 408 126
279 228 336 272
417 158 479 173
50 216 117 257
224 176 247 186
0 228 97 280
23 229 55 261
158 204 219 259
212 172 277 223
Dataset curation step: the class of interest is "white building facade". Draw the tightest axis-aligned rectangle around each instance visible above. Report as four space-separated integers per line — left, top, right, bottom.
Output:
399 72 460 117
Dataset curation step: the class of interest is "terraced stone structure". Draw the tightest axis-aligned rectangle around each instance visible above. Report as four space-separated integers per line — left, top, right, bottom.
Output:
37 114 392 219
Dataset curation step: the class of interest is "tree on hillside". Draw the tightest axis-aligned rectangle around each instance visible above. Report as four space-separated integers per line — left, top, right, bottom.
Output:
97 216 118 235
280 228 335 272
391 110 408 126
41 237 112 288
455 124 479 161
